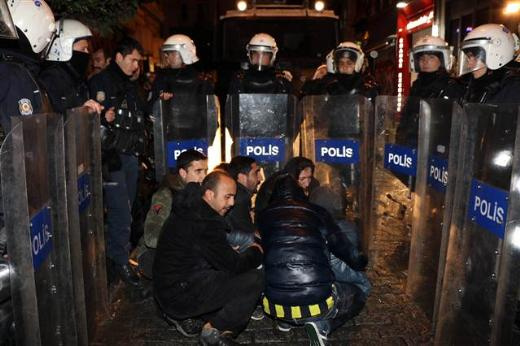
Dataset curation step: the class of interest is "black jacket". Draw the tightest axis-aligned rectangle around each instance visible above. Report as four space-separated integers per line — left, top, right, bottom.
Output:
258 175 365 307
153 183 263 305
302 72 379 100
462 66 520 104
0 49 49 133
40 63 89 114
228 67 293 94
397 70 464 146
150 64 213 105
225 182 255 234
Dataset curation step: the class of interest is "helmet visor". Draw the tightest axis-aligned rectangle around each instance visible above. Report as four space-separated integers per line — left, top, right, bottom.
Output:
458 40 488 76
411 45 447 72
0 1 18 40
333 48 360 74
248 47 274 71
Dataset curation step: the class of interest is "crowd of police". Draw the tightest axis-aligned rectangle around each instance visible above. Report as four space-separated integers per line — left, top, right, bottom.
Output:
2 0 520 345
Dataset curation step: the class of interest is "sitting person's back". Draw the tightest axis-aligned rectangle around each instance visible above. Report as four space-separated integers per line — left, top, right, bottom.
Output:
258 175 367 345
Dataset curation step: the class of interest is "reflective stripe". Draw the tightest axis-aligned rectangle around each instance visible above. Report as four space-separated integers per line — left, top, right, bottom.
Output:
275 304 285 318
326 296 334 309
291 306 302 319
263 297 270 315
309 304 321 316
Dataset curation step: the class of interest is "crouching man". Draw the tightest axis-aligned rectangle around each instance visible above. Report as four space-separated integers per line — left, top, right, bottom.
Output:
153 171 264 345
258 175 368 346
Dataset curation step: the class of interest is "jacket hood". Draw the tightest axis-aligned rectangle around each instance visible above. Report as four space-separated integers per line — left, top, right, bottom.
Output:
269 174 307 203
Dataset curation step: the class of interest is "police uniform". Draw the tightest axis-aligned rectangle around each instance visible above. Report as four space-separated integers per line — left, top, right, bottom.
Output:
228 68 293 94
149 64 214 105
88 60 146 268
462 64 520 104
305 72 379 100
39 62 89 114
397 70 464 147
0 49 49 133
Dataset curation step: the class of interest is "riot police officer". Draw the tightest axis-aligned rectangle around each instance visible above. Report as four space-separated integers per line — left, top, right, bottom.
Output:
302 42 378 99
40 19 102 114
228 33 293 94
88 37 145 287
150 34 213 105
459 24 520 104
396 36 463 146
0 0 55 133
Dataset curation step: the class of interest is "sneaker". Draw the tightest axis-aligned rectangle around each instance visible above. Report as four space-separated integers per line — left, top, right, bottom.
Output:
305 321 328 346
251 306 265 321
199 327 239 345
161 312 203 338
276 321 292 332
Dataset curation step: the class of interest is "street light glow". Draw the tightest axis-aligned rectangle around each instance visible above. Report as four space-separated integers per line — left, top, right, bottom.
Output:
237 1 247 11
396 1 408 9
314 1 325 12
504 2 520 15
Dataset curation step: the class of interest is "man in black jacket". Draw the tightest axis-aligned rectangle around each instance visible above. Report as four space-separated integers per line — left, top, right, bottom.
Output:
258 174 367 346
88 37 145 287
154 170 264 346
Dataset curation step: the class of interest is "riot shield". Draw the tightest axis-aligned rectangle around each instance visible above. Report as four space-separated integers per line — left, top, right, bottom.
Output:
405 99 462 321
64 107 107 344
153 94 220 181
300 94 373 250
1 113 77 345
225 93 298 178
435 103 520 345
369 95 417 277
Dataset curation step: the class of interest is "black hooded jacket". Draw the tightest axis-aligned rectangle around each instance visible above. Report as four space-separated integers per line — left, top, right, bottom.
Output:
462 65 520 104
258 175 365 307
153 183 263 305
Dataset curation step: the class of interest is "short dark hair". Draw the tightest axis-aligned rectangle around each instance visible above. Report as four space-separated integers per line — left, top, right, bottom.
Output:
228 156 256 180
114 37 144 59
214 162 231 173
176 149 207 171
284 157 315 180
201 170 233 193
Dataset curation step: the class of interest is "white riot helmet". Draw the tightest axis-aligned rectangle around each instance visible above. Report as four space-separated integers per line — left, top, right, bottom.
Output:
333 41 365 73
46 19 92 61
161 34 199 65
0 0 18 39
8 0 55 54
458 24 520 76
409 35 453 73
246 33 278 71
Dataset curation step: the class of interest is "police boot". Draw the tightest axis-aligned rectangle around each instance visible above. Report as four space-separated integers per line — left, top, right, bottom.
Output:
199 328 239 346
115 264 140 287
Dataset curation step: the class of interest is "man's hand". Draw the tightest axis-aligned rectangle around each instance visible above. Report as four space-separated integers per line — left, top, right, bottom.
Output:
83 99 104 114
160 92 174 101
248 242 263 254
104 107 115 123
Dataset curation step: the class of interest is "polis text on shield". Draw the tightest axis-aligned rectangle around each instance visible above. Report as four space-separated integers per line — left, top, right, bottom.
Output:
321 146 353 158
429 164 448 186
473 196 505 225
246 144 279 156
387 153 413 168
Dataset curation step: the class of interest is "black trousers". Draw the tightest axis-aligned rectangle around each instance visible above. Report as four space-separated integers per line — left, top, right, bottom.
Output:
157 268 264 334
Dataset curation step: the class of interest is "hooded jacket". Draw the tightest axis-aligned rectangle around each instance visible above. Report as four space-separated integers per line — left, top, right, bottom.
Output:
258 175 365 313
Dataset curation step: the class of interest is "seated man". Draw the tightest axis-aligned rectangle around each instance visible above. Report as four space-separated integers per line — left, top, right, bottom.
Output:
258 175 367 346
154 171 264 345
225 156 262 252
135 149 208 278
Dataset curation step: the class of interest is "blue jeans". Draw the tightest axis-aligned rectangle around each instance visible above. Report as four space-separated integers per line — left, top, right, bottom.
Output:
105 154 138 265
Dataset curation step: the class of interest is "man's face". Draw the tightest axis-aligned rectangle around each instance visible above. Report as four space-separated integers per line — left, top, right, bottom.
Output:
73 39 89 54
92 49 109 72
238 162 262 192
250 51 272 66
338 57 356 75
179 160 208 184
297 167 313 190
204 176 236 216
116 49 142 76
418 53 441 73
165 51 184 69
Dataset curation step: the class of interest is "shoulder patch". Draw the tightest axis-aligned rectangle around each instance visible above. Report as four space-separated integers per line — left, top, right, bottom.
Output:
152 204 163 215
18 98 33 116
